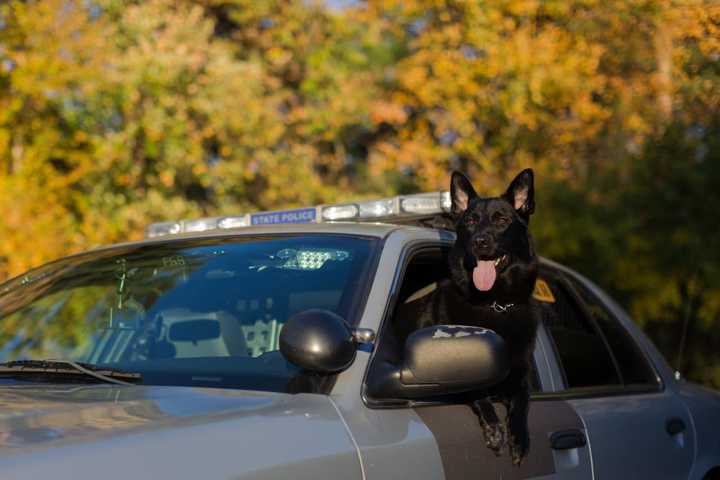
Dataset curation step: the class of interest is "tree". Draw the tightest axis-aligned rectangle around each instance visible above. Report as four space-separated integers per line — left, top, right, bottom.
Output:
0 0 108 273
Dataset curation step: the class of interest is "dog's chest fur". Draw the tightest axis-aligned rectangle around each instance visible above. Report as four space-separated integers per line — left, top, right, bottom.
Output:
396 278 538 369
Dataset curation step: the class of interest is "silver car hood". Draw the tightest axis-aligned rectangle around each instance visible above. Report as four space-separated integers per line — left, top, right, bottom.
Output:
0 384 362 480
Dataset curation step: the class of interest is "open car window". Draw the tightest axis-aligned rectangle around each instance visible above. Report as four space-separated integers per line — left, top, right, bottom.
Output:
375 245 543 400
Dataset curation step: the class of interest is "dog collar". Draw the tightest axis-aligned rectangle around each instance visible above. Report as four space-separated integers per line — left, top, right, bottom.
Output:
490 301 514 313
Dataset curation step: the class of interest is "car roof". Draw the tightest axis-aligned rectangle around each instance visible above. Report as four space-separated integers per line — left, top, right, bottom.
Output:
0 222 430 291
22 222 447 268
92 222 439 251
32 221 576 266
8 221 567 284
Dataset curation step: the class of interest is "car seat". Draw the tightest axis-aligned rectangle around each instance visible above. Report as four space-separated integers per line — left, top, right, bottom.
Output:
159 308 248 358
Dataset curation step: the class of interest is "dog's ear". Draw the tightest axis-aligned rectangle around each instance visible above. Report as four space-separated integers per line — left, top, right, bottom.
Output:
503 168 535 217
450 171 477 215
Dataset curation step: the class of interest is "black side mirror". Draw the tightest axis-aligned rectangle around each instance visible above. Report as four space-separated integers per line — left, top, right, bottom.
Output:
365 325 510 401
279 309 357 373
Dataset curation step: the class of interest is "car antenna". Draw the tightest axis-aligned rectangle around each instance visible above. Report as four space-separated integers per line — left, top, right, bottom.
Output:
674 287 695 380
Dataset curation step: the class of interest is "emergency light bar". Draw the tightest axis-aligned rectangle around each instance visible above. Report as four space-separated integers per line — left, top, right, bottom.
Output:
146 191 452 238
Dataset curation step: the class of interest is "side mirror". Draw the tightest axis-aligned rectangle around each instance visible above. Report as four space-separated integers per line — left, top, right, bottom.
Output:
365 325 510 401
279 309 357 373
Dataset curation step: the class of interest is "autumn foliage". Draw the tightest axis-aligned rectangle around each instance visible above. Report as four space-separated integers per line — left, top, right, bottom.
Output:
0 0 719 386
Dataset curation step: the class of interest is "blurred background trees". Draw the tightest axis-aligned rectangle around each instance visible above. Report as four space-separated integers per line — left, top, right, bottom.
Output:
0 0 718 387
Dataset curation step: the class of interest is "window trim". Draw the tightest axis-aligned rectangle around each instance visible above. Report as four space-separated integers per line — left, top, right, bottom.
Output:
531 384 664 401
362 240 450 409
362 241 549 409
336 235 385 328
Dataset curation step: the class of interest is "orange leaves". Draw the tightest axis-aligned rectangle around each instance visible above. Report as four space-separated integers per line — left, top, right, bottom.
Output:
358 0 719 189
370 101 407 126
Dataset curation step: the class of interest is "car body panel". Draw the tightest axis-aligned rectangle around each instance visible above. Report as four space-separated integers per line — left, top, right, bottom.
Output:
0 385 363 480
568 392 695 479
331 228 452 479
676 381 720 479
415 398 594 480
72 222 401 254
541 260 699 479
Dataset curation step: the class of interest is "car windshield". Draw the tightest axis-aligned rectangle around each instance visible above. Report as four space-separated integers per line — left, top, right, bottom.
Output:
0 234 379 393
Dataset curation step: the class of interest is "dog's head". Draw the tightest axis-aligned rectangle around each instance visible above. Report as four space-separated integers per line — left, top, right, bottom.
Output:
448 169 538 303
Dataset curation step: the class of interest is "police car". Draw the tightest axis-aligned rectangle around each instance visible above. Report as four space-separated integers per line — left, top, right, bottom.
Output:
0 193 718 480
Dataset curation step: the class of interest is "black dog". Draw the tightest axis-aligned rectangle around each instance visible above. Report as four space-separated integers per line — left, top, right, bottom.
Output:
396 169 539 465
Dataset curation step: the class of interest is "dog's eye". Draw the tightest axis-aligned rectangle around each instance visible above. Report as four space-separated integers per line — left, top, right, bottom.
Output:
493 214 510 226
465 216 478 226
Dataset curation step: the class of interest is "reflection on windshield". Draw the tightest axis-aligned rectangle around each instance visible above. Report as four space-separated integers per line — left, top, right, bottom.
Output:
0 235 378 393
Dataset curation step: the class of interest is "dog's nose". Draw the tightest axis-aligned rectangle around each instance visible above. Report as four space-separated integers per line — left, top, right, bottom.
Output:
474 233 493 250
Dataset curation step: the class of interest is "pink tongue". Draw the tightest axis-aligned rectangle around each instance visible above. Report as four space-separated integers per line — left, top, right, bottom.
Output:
473 260 497 291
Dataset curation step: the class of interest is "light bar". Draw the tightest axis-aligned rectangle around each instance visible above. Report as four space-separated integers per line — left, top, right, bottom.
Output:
358 198 397 218
321 204 358 221
146 191 451 238
182 217 220 233
146 221 181 238
218 215 250 229
401 192 451 215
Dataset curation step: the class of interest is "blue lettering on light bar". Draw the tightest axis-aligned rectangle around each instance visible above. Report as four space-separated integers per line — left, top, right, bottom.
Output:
250 207 317 225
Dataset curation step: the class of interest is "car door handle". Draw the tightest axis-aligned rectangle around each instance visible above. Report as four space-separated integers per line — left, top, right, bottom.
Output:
666 417 686 436
550 429 587 450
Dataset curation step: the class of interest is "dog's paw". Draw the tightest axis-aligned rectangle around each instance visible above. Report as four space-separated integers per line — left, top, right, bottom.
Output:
481 423 506 455
510 446 526 466
508 434 529 466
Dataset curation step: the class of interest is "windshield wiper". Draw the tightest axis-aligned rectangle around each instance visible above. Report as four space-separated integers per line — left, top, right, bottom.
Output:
0 359 142 386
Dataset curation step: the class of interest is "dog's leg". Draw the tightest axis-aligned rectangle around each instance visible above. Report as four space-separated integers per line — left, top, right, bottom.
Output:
471 397 506 455
504 373 531 466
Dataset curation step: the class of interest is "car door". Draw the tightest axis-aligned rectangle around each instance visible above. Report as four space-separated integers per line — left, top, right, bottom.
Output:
413 368 594 480
538 266 695 480
364 245 594 479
